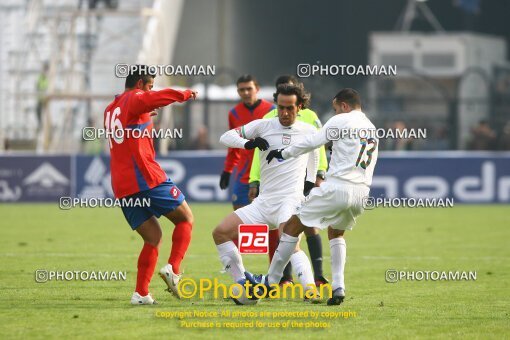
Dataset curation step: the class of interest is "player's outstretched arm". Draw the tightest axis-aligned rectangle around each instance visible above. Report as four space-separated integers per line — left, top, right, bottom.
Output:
219 130 268 150
306 110 328 172
219 119 269 150
131 88 197 115
266 128 327 164
281 126 329 160
302 147 320 195
219 129 249 149
248 112 275 189
306 147 320 183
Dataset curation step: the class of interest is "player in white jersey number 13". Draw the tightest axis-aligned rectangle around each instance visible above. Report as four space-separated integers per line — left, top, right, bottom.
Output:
212 84 321 304
245 88 379 306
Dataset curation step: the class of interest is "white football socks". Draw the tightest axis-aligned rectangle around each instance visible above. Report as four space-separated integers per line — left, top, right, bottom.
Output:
330 238 346 291
290 250 315 291
268 233 299 285
216 241 245 282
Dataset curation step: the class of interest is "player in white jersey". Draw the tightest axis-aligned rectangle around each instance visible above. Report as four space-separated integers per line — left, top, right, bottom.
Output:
212 84 320 303
245 88 378 306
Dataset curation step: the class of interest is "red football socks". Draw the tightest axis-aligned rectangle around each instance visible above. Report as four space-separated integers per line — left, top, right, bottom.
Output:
168 221 192 274
135 243 158 296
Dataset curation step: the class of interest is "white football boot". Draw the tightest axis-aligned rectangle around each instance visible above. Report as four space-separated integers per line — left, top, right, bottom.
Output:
327 287 346 306
130 292 157 305
159 264 182 298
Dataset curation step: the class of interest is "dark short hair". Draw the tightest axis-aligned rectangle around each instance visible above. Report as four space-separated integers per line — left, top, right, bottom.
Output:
236 74 259 87
273 83 310 109
125 65 156 88
333 88 361 108
275 75 298 87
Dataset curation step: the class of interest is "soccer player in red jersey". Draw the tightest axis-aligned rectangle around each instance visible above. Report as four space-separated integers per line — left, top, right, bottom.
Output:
219 75 275 210
104 65 197 305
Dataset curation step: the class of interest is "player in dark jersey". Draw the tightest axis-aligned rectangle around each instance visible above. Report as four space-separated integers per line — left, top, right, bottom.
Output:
104 65 197 305
219 75 275 210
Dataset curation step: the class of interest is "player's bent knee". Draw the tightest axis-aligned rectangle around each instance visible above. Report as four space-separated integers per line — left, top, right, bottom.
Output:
283 215 305 237
212 225 228 244
144 232 162 248
166 201 194 225
180 210 194 225
184 212 194 226
182 204 194 225
327 226 344 239
147 239 161 248
211 226 220 241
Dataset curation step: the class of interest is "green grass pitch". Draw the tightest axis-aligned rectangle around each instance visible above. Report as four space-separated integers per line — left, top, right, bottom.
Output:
0 204 508 339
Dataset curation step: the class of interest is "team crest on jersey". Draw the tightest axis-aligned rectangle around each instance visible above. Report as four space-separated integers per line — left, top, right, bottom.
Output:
169 186 181 199
282 134 291 145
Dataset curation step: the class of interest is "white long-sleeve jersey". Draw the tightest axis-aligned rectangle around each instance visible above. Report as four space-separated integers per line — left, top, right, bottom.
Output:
281 110 378 187
220 117 319 200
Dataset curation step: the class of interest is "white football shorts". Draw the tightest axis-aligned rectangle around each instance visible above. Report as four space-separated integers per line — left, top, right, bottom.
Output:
296 180 370 230
234 195 302 229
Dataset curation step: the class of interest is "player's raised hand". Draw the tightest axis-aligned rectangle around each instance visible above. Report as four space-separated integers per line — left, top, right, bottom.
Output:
244 137 269 151
189 90 198 100
266 149 284 163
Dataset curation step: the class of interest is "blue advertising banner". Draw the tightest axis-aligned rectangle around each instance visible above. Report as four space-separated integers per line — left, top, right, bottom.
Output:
74 152 229 202
0 156 71 202
370 153 510 203
1 152 509 203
